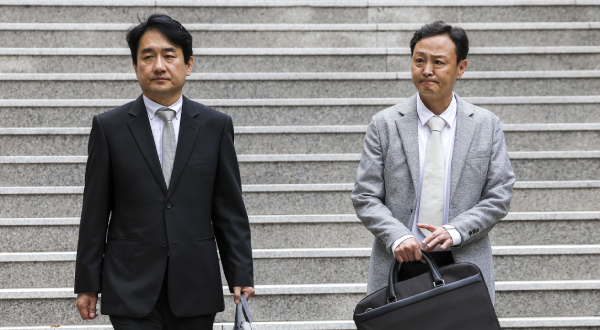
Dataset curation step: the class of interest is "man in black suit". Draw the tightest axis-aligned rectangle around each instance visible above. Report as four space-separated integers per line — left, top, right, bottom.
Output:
74 14 254 329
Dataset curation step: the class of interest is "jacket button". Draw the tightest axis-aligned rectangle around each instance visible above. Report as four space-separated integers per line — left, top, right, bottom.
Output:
166 203 171 209
162 241 168 248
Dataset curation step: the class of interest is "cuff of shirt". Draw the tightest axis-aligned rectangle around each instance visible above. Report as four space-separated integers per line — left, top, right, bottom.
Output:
391 235 415 253
442 225 462 246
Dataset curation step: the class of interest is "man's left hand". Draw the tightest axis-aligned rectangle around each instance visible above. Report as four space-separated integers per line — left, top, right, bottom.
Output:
233 286 255 305
417 223 453 252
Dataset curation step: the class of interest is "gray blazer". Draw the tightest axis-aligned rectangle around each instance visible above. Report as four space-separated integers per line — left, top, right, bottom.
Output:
351 93 515 302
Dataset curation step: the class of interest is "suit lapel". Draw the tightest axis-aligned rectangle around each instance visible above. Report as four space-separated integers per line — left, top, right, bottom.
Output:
449 96 478 203
395 95 420 195
166 96 202 198
127 95 168 195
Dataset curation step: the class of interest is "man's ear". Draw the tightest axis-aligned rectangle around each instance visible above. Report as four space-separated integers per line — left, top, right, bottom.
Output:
456 59 468 79
186 56 194 76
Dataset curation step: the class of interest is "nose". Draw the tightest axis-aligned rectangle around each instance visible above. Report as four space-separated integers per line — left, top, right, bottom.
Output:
422 61 433 76
153 55 167 73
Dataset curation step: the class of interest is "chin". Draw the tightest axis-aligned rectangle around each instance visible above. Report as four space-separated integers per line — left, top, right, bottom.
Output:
150 85 172 92
419 88 438 95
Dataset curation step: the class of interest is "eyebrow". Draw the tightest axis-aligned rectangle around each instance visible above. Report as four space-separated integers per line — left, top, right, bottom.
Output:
140 47 177 54
414 51 449 58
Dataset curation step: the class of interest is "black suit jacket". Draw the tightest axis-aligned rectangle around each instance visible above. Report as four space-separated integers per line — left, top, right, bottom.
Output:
74 95 254 317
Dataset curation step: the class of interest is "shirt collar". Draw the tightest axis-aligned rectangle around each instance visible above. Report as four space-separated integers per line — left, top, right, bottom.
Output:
144 94 183 121
416 92 457 129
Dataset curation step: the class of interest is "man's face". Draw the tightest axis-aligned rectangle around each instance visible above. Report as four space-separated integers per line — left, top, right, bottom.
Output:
133 28 193 102
411 34 467 98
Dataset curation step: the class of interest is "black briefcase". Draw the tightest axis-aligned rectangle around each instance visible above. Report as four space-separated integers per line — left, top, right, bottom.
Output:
353 250 500 330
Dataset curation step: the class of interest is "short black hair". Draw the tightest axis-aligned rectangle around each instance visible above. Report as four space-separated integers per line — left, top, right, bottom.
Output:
410 21 469 65
126 13 193 65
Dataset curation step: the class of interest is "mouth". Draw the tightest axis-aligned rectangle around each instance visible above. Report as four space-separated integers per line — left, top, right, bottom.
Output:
152 77 170 81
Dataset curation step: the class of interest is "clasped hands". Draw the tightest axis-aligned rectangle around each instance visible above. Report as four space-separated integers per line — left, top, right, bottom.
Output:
76 286 255 320
393 223 453 263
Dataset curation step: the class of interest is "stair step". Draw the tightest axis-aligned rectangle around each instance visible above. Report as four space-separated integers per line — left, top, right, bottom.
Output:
3 316 600 329
4 123 600 134
1 96 599 127
1 123 599 156
4 150 600 162
0 281 599 326
5 245 599 261
0 22 598 48
1 71 600 99
2 95 599 106
3 46 600 55
5 210 600 225
1 0 600 25
1 211 598 252
4 180 600 192
2 151 600 185
2 46 599 73
220 316 600 330
1 209 600 252
1 181 600 218
2 281 600 297
0 245 598 288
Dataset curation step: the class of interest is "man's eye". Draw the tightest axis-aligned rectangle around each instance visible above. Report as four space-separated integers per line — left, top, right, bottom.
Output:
435 61 443 65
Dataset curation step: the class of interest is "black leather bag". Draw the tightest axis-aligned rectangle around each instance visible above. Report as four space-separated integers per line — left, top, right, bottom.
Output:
353 250 500 330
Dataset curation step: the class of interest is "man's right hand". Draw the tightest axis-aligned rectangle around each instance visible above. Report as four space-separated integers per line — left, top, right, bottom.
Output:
76 292 98 320
393 238 426 263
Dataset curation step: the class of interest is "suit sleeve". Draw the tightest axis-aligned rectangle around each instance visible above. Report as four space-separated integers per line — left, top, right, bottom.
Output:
74 115 113 293
351 117 413 254
211 115 254 292
450 117 516 246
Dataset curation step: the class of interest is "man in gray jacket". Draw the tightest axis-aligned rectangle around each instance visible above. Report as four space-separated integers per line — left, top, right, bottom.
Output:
351 21 515 302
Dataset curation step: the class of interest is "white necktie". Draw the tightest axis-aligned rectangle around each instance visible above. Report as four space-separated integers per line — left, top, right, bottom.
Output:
419 116 447 236
155 108 176 188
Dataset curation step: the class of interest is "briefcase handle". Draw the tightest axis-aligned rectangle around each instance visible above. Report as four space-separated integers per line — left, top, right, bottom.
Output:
386 249 445 304
234 294 254 327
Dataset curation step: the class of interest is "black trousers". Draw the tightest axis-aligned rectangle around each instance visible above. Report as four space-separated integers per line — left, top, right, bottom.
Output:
109 261 216 330
397 251 455 282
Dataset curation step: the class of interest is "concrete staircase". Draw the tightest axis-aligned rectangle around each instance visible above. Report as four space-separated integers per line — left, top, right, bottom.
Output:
1 1 600 329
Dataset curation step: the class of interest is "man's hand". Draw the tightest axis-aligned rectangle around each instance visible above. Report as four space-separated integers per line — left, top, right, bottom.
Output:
233 286 255 305
76 292 98 320
393 237 425 263
418 223 454 252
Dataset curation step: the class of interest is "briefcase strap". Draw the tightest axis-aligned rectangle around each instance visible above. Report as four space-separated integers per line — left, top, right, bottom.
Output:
387 249 445 303
234 295 253 327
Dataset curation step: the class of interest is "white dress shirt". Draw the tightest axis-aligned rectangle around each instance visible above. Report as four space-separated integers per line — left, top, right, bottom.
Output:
392 93 462 253
143 94 183 166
